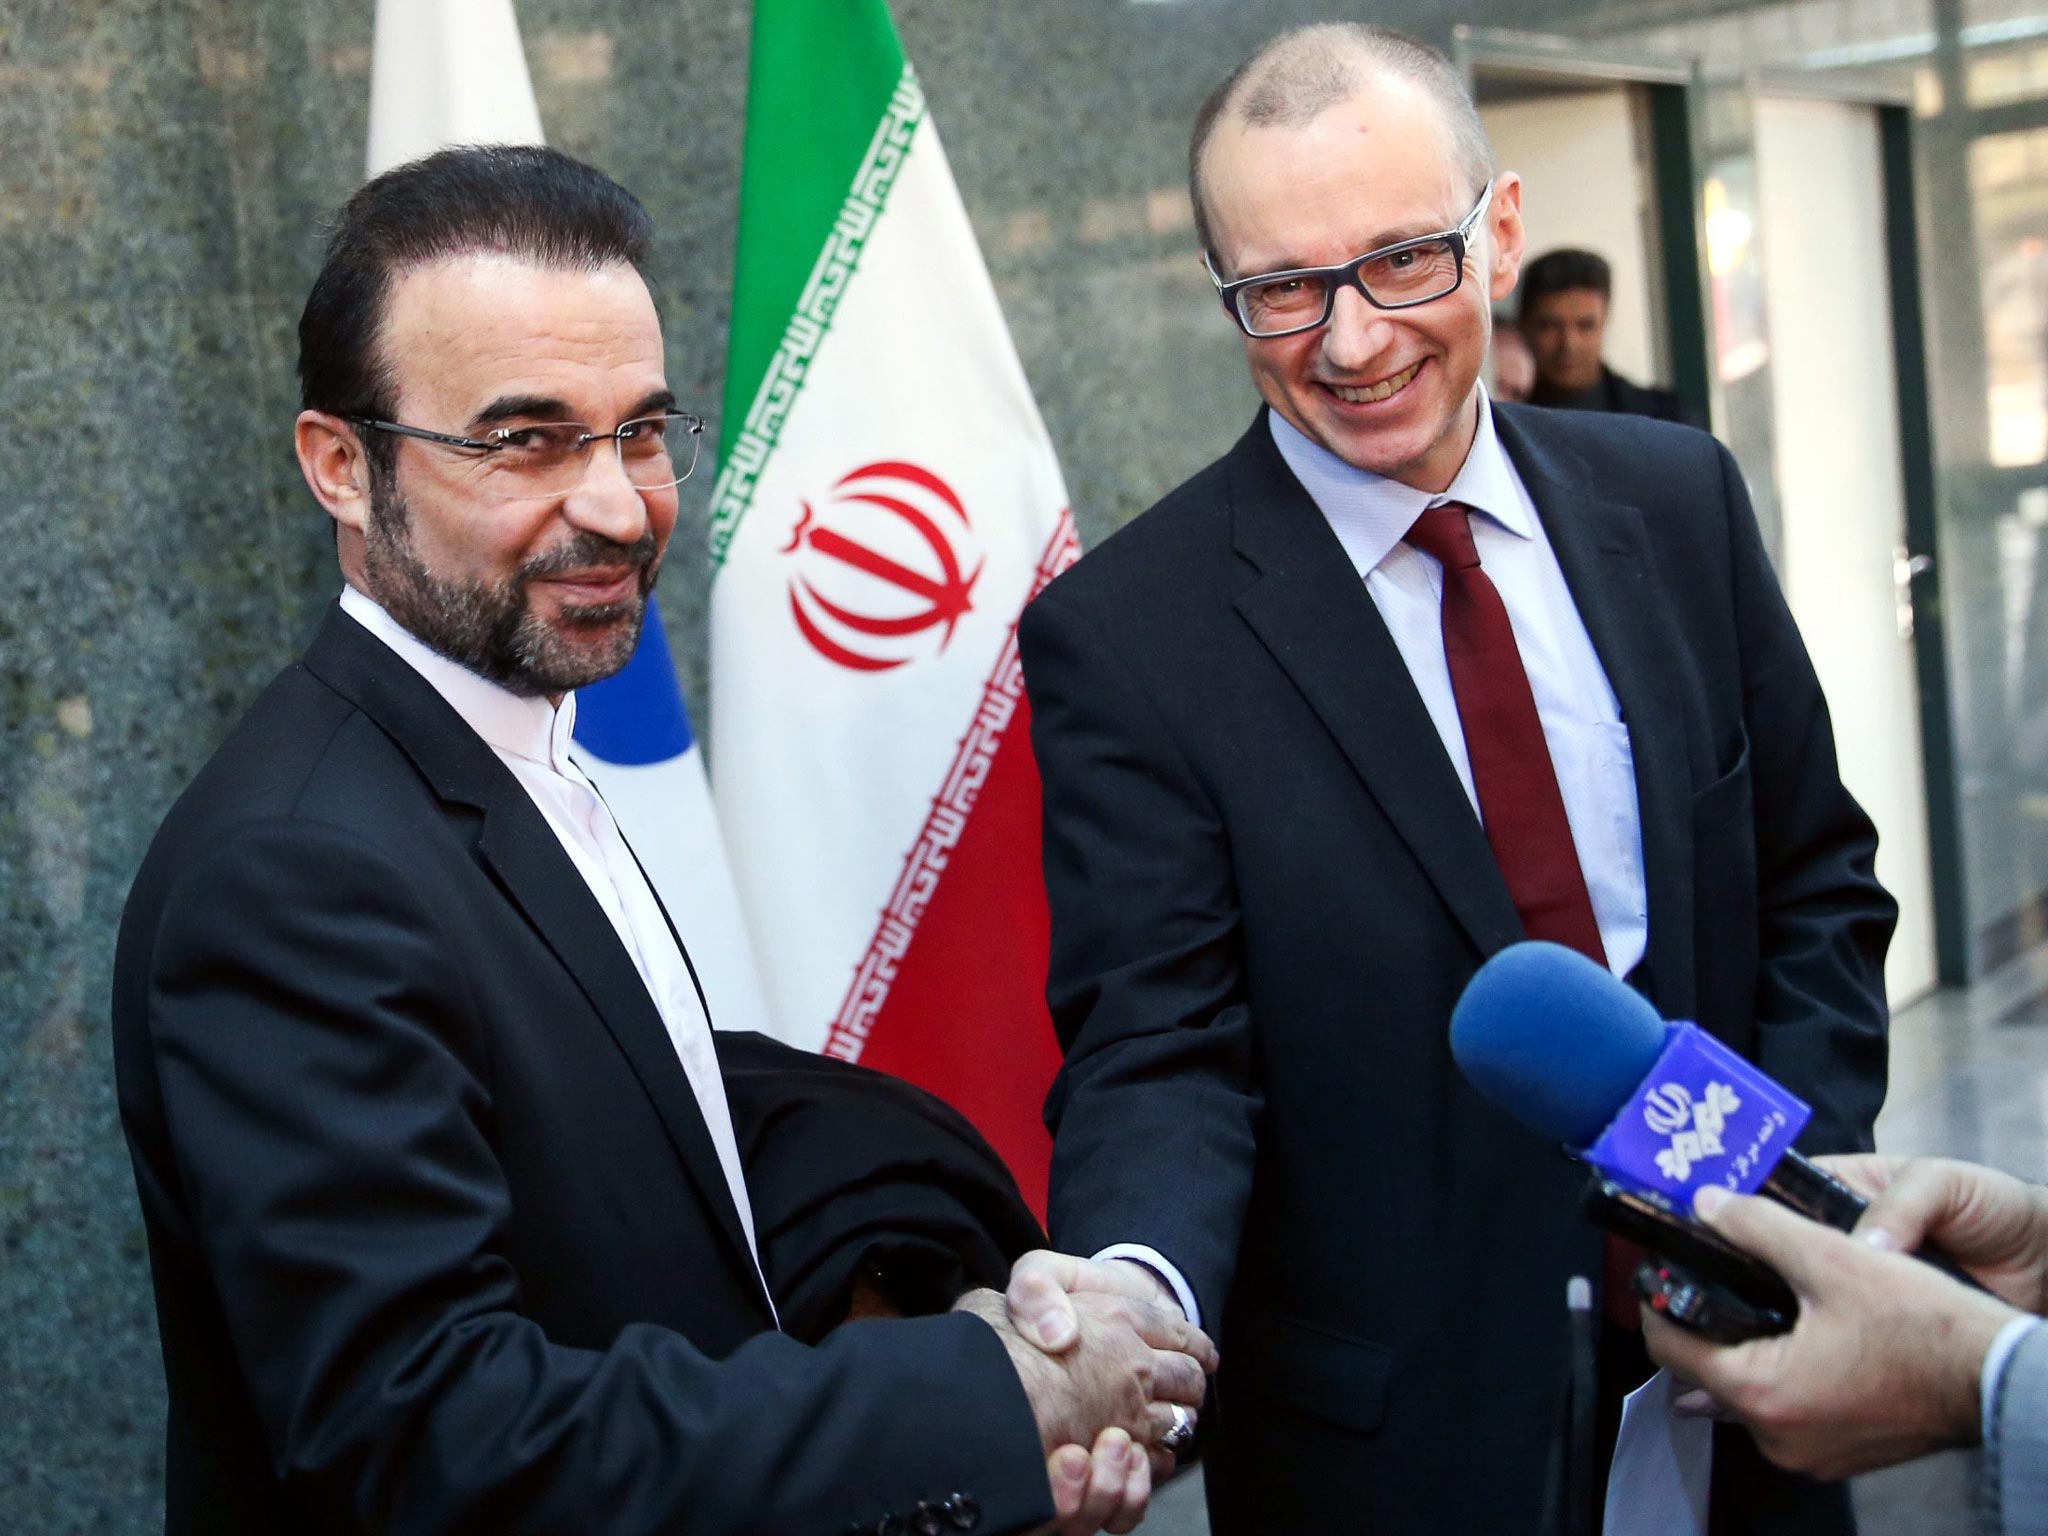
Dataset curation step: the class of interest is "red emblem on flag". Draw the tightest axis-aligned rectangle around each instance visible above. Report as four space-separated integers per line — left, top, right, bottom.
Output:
782 461 983 673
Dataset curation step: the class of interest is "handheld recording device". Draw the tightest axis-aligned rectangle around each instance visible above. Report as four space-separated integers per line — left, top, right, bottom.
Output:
1581 1176 1795 1342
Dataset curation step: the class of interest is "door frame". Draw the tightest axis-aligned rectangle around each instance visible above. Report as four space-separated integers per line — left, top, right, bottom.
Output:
1748 72 1967 984
1453 27 1715 427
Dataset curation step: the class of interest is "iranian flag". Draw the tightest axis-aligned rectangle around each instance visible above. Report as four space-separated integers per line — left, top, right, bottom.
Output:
709 0 1075 1210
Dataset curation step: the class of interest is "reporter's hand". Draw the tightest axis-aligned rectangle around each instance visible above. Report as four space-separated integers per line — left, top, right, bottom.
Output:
1641 1184 2022 1480
1817 1154 2048 1314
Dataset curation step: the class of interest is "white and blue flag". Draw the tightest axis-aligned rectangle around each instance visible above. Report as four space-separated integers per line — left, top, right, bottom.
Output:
572 598 774 1036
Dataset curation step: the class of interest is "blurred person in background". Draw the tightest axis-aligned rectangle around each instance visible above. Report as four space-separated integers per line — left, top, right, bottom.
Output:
1522 246 1700 426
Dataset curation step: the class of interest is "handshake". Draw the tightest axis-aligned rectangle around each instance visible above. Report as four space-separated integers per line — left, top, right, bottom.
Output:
954 1252 1219 1535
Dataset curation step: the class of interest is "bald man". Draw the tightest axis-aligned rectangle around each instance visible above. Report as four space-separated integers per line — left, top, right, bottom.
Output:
1016 23 1891 1535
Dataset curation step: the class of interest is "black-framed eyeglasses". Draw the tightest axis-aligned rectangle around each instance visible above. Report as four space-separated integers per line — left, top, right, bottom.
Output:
348 411 706 500
1207 179 1496 339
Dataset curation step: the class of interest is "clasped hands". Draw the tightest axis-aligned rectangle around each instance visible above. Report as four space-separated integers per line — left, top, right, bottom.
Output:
954 1251 1216 1535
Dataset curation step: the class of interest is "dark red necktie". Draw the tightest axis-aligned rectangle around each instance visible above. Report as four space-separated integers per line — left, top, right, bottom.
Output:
1404 503 1605 963
1406 505 1638 1328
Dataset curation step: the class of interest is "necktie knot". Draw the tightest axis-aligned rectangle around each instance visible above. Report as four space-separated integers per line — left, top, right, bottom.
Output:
1405 503 1481 571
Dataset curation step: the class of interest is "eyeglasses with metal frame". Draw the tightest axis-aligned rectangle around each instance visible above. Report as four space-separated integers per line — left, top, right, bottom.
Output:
347 410 706 500
1207 178 1496 339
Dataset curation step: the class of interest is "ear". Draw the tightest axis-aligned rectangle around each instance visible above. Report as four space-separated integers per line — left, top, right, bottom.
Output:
295 411 375 536
1485 172 1526 304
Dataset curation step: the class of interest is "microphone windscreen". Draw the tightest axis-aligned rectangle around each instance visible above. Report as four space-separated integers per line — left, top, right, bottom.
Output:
1449 941 1668 1147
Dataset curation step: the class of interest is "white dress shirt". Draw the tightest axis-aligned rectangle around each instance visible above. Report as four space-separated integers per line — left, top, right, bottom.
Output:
1269 397 1648 979
1110 398 1650 1327
338 586 767 1291
1986 1314 2044 1432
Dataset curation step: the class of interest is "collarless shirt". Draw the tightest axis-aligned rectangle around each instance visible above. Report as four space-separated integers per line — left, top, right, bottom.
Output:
337 586 767 1288
1268 396 1648 980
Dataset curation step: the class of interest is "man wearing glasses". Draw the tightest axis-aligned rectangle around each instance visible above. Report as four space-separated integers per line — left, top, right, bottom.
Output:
110 146 1215 1536
1017 23 1891 1535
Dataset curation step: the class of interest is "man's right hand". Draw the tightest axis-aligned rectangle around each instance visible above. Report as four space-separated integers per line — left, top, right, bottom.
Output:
1820 1154 2048 1313
953 1283 1213 1531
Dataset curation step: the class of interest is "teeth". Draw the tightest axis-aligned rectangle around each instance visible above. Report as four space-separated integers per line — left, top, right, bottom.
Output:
1331 364 1418 404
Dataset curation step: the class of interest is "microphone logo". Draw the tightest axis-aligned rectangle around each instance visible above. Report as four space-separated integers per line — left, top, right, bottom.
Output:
1646 1080 1741 1183
1643 1083 1694 1137
1585 1021 1809 1200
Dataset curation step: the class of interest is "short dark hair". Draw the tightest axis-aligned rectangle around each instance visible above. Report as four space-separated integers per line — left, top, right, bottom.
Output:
1518 248 1612 316
297 145 656 469
1188 25 1495 268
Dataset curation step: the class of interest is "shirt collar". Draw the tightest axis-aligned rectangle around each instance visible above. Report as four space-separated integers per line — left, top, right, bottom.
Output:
1267 386 1534 576
338 584 578 772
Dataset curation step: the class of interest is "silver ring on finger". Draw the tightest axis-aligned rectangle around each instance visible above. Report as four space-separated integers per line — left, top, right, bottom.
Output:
1161 1401 1197 1457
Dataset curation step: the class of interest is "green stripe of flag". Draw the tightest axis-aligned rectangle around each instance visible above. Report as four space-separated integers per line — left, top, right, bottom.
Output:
711 0 912 562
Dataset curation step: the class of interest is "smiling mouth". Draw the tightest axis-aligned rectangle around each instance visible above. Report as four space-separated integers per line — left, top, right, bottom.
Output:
542 568 641 606
1327 362 1421 405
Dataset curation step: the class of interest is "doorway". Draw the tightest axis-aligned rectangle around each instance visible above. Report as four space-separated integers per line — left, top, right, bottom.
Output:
1463 33 1712 423
1752 92 1946 1005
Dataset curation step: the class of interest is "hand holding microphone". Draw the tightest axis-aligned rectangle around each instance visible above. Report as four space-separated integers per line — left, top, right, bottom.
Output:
1446 946 2048 1490
1450 941 1869 1230
1641 1163 2040 1480
1449 943 1984 1307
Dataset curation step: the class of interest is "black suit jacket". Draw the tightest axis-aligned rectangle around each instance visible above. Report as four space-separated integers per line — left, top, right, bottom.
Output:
1017 406 1894 1535
1531 364 1702 429
112 607 1048 1536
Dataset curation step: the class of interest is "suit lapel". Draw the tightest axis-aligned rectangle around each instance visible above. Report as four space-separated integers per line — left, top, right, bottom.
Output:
1228 420 1524 958
471 813 766 1296
1492 406 1698 1009
302 607 767 1299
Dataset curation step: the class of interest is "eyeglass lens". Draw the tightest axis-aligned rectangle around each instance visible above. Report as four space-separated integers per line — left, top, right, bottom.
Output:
479 416 701 496
1236 238 1464 335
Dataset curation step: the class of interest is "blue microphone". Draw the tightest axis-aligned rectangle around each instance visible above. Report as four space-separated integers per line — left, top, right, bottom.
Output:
1450 942 1866 1230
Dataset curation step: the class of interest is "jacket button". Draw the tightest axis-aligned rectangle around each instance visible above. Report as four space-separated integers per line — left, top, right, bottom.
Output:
911 1500 946 1535
942 1492 981 1530
876 1515 909 1536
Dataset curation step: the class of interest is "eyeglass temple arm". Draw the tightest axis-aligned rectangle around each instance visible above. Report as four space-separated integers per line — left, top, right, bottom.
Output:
352 419 494 451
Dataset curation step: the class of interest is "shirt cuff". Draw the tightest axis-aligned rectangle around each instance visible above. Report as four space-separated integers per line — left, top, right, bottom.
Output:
1091 1244 1201 1330
1982 1313 2043 1435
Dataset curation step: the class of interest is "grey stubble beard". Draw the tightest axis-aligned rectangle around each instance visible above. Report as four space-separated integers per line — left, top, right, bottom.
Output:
361 476 658 697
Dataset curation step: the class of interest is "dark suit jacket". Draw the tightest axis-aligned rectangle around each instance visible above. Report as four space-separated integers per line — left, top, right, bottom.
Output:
1017 406 1894 1535
1531 364 1702 429
112 607 1048 1536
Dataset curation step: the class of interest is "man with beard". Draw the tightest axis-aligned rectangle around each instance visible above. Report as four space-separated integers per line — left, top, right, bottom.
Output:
110 146 1211 1536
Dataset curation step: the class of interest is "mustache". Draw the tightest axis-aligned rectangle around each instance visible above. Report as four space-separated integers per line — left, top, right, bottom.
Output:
519 530 659 585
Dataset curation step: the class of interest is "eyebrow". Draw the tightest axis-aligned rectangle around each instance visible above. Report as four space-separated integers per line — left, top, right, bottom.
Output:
471 394 574 428
469 388 678 429
1246 217 1465 277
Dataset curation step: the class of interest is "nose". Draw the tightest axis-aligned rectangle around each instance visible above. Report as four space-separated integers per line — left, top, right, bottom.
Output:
560 437 652 544
1321 283 1393 371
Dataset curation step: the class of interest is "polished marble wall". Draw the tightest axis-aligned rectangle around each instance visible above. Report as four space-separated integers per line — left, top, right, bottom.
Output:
4 0 2047 1527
